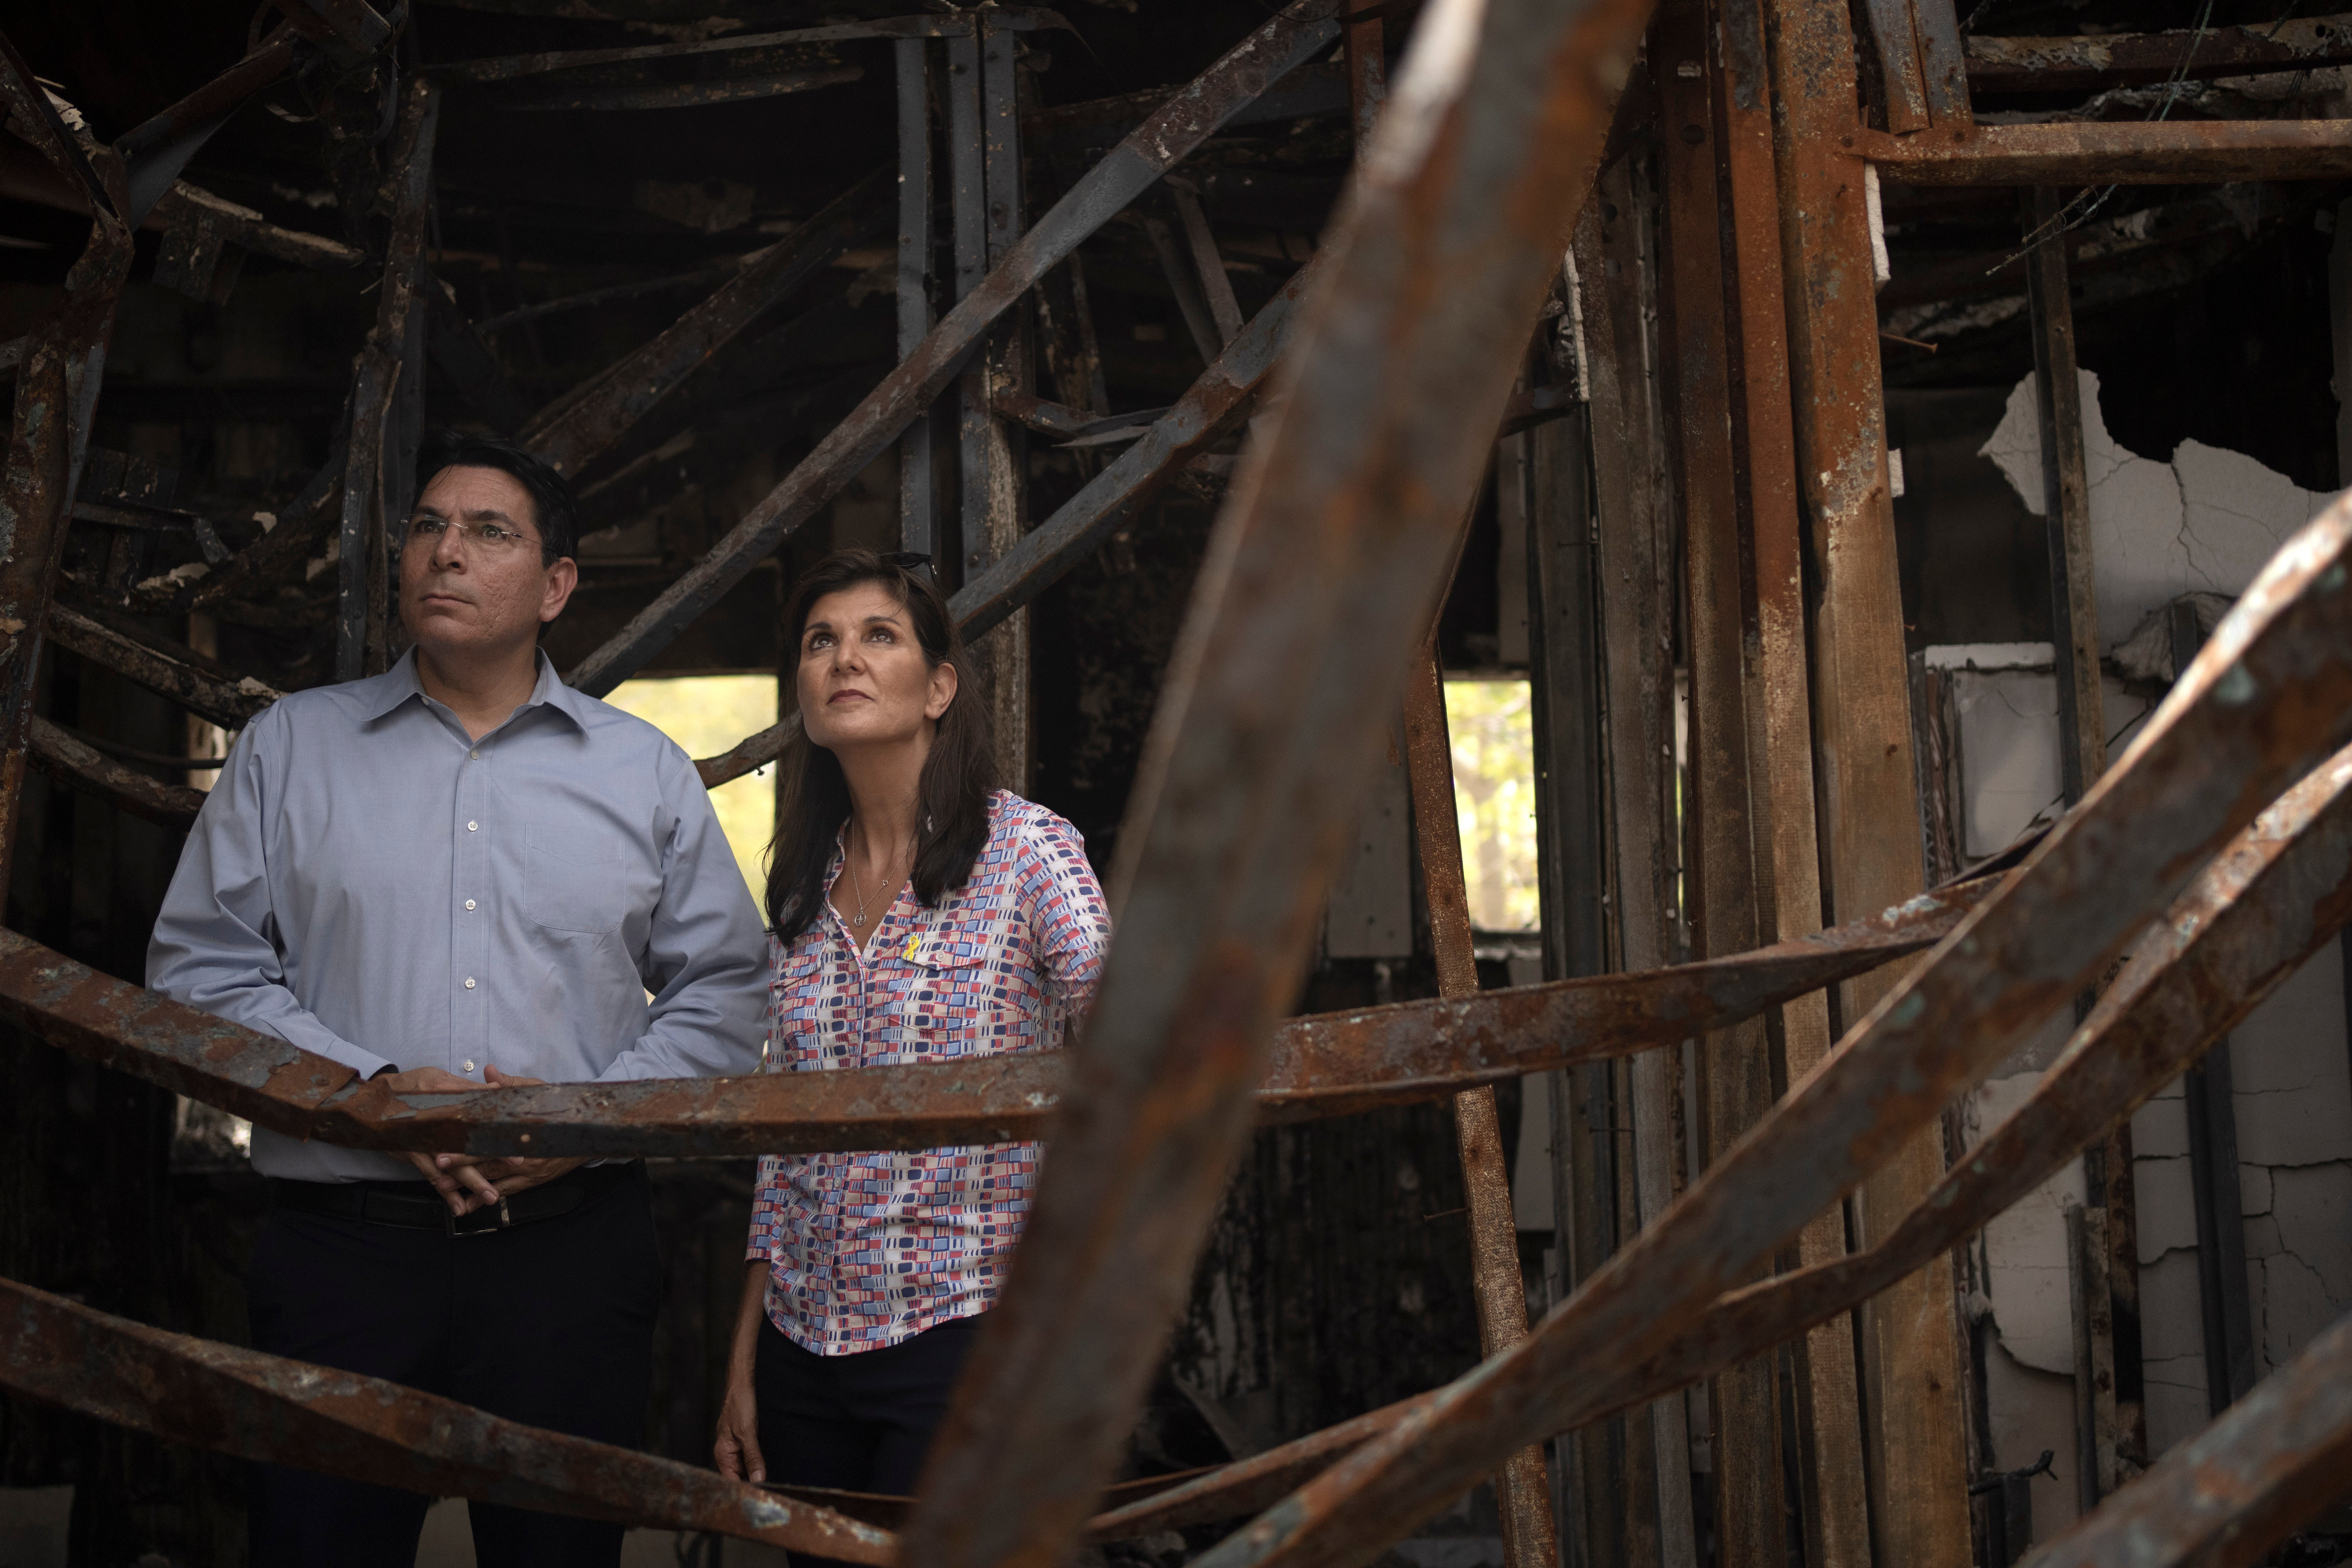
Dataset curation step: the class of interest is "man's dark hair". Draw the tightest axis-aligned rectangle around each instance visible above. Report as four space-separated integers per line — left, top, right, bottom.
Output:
413 428 579 565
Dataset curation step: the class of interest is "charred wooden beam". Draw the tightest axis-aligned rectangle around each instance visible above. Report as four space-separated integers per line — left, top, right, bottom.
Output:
44 604 283 730
25 717 205 831
562 0 1345 696
337 79 438 681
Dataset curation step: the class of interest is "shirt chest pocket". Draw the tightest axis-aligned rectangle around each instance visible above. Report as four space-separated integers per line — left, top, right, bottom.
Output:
525 824 626 935
896 942 1010 1058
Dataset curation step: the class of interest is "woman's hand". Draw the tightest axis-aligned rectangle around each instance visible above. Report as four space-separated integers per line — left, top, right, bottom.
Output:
716 1257 772 1482
713 1375 766 1483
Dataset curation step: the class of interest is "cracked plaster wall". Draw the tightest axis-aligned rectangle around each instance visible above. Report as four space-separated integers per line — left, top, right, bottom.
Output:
1935 369 2352 1485
1978 368 2334 648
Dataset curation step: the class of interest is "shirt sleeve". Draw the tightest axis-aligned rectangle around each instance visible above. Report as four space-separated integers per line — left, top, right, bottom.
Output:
597 743 769 1083
1016 809 1112 1023
747 1153 787 1263
146 717 396 1081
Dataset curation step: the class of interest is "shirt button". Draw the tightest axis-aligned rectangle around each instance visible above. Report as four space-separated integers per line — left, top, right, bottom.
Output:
469 749 480 760
463 1059 477 1072
464 977 477 990
467 820 479 832
464 899 477 911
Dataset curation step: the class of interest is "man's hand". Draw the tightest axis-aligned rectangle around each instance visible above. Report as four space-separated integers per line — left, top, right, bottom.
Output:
374 1065 499 1216
416 1065 586 1207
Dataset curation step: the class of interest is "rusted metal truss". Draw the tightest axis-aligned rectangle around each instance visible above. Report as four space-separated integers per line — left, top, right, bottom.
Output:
563 0 1344 696
0 871 1985 1157
1164 497 2352 1568
15 0 2352 1560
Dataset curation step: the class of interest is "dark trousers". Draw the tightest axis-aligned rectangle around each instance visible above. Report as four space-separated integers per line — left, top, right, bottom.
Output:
753 1312 984 1502
244 1169 663 1568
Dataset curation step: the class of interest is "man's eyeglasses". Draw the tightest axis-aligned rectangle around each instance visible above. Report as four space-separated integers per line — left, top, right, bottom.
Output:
880 550 934 583
408 514 542 555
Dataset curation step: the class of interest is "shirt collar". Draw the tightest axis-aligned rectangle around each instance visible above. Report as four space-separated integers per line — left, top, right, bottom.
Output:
359 647 594 733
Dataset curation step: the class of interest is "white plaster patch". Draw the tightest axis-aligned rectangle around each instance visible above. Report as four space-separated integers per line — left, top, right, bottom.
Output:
2241 1163 2273 1218
1979 369 2339 645
2133 1154 2197 1260
2269 1163 2352 1306
2131 1089 2190 1161
1977 1072 2088 1375
1945 666 2151 860
2229 944 2352 1167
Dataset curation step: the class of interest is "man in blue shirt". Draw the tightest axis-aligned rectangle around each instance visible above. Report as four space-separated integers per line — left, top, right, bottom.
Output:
149 430 768 1567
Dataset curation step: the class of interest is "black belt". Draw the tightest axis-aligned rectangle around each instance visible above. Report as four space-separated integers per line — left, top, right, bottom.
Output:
270 1161 641 1237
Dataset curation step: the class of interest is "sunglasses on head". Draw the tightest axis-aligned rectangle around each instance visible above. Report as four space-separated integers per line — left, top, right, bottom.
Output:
880 551 934 583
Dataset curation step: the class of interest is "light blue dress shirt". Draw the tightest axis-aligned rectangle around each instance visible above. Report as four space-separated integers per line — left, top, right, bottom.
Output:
147 648 769 1183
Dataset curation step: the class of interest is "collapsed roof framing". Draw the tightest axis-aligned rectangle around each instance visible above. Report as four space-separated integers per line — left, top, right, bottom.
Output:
4 0 2352 1565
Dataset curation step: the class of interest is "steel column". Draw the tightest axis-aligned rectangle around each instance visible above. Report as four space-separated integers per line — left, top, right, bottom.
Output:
1403 647 1562 1568
1761 0 1971 1556
897 37 938 556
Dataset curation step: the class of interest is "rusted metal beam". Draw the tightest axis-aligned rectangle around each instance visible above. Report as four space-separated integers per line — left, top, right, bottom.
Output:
1967 15 2352 96
1572 152 1696 1568
1863 120 2352 185
2026 176 2135 1494
1711 0 1874 1554
563 0 1344 696
0 1275 898 1560
896 0 1654 1561
44 603 283 731
429 11 1067 84
897 35 938 556
0 871 1984 1158
1102 743 2352 1550
0 29 135 896
2012 1285 2352 1566
519 167 893 480
148 183 363 270
1402 648 1560 1568
1763 0 1968 1553
697 256 1316 791
25 717 205 832
337 79 437 683
1655 2 1789 1553
112 27 298 225
1176 496 2352 1568
950 259 1313 644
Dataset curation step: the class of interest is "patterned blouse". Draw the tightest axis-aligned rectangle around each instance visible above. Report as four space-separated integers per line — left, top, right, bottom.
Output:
746 791 1111 1355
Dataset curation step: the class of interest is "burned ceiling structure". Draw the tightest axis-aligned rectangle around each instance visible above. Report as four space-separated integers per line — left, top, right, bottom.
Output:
5 0 2352 1566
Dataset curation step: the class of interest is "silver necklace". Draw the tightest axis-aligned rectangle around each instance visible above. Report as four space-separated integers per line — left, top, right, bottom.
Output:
846 822 913 929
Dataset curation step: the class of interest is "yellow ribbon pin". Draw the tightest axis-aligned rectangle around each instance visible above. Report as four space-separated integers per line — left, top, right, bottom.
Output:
903 933 920 962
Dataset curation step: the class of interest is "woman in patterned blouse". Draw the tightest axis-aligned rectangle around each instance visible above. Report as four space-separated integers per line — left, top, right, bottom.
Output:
712 548 1111 1512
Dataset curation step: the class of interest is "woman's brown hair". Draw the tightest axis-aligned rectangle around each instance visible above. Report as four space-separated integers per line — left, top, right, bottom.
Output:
764 549 997 941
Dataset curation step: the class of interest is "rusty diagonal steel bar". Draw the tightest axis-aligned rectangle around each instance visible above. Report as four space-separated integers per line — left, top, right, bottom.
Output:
1180 498 2352 1568
895 0 1655 1563
695 254 1322 791
0 1276 896 1561
0 874 1986 1158
1085 739 2352 1546
563 0 1344 696
2014 1312 2352 1567
518 164 896 480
